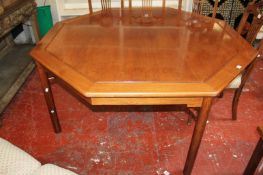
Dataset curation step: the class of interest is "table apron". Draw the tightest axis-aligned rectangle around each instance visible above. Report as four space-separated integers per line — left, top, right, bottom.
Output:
88 97 203 107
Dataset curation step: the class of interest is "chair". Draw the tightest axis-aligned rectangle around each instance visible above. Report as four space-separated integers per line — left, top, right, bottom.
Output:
243 126 263 175
127 0 183 10
88 0 124 15
192 0 219 18
227 1 263 120
237 1 263 44
187 1 263 124
125 0 186 25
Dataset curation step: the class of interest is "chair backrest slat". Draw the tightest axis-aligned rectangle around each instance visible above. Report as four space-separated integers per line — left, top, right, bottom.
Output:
88 0 93 14
212 0 219 18
246 19 262 43
178 0 182 10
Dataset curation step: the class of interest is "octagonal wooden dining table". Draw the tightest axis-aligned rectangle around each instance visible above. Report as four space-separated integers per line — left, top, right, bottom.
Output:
30 8 257 175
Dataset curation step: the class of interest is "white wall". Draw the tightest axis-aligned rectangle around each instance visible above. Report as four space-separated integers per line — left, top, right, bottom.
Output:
51 0 193 22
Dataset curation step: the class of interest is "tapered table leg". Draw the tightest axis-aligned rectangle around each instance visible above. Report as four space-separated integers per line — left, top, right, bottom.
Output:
183 97 213 175
36 62 61 133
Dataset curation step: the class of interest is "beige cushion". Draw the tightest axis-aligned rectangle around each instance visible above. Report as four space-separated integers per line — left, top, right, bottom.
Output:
227 74 242 89
0 138 41 175
32 164 79 175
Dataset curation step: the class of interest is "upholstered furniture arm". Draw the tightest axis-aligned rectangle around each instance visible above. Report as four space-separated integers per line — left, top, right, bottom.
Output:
0 138 41 175
32 164 79 175
0 137 80 175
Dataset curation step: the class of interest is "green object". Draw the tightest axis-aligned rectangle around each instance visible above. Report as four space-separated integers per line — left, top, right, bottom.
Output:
36 5 53 38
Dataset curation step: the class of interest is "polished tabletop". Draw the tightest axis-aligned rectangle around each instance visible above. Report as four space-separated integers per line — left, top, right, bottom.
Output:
31 8 257 98
30 8 259 174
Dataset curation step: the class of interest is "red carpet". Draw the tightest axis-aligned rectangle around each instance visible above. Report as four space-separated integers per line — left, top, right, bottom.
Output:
0 58 263 175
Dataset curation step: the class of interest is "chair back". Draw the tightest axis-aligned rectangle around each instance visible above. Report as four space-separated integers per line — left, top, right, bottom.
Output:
87 0 190 15
126 0 186 21
88 0 124 14
237 1 263 44
192 0 219 18
127 0 183 11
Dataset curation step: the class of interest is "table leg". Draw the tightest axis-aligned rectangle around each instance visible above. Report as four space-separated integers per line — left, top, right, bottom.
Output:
183 97 212 175
243 137 263 175
36 62 61 133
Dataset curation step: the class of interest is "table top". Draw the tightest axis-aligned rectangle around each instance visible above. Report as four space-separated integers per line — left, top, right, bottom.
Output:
31 8 257 98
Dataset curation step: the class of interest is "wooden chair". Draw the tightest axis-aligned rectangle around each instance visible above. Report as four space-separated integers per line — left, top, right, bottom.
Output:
187 1 263 124
88 0 124 15
192 0 219 18
243 126 263 175
123 0 184 25
127 0 183 10
237 1 263 44
227 1 263 120
126 0 183 16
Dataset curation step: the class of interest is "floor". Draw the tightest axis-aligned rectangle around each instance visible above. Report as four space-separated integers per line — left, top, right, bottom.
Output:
0 58 262 175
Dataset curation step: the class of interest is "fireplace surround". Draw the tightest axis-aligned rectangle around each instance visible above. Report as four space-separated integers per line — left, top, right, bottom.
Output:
0 0 39 123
